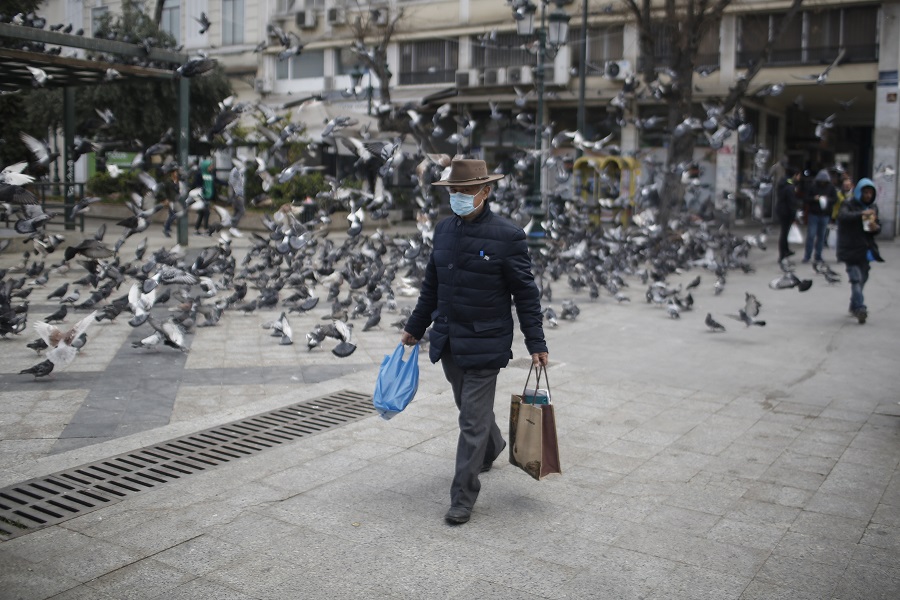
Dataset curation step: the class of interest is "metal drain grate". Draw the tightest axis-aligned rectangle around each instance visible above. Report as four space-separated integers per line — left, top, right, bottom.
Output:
0 390 374 541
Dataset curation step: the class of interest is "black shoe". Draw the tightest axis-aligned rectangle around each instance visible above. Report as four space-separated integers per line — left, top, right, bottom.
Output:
856 309 867 324
444 506 471 525
786 250 796 257
163 230 171 238
480 440 507 473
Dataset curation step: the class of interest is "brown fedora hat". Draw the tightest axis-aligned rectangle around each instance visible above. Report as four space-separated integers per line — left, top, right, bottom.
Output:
431 158 506 186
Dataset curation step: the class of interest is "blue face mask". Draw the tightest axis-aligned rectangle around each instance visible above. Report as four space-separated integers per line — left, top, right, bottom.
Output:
449 188 483 216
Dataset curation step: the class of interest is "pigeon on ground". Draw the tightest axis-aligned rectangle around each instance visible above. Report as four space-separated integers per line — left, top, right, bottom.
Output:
19 359 54 379
46 282 69 300
705 313 726 332
44 305 68 323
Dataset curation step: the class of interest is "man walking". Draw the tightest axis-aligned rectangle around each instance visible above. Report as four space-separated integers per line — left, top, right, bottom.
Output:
400 159 549 526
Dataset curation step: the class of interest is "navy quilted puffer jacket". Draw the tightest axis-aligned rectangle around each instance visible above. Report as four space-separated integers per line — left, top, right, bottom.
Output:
404 204 547 369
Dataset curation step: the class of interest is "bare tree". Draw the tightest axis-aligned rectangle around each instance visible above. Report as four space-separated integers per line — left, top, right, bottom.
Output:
622 0 804 227
347 2 403 111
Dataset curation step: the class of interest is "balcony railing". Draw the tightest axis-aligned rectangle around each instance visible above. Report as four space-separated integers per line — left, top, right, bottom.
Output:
637 52 720 73
399 69 456 86
736 43 878 68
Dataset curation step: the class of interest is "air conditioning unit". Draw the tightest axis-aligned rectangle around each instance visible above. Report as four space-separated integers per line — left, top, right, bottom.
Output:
455 69 476 88
327 7 345 25
507 65 533 85
482 67 507 86
604 60 632 81
370 7 388 26
296 10 317 29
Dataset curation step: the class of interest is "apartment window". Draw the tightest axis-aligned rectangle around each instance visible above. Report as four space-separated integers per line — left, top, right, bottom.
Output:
276 49 325 79
161 0 180 45
399 40 458 85
91 6 108 36
642 21 719 70
842 6 879 61
335 47 357 76
738 6 879 67
471 32 531 68
222 0 244 46
569 25 624 73
277 0 297 13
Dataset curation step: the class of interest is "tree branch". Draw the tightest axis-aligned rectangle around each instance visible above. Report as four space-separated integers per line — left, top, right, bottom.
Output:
722 0 804 113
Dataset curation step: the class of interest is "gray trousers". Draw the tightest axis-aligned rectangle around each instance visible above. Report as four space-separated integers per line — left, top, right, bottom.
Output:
440 348 504 510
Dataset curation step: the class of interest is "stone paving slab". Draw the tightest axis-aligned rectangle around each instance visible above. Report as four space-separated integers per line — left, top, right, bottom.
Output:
1 218 899 598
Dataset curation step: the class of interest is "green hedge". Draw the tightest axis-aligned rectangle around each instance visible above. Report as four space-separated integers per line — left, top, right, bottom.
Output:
86 170 141 200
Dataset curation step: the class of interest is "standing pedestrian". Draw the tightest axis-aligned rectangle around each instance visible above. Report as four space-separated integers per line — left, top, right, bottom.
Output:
162 168 183 238
192 159 216 236
776 167 803 263
836 178 884 324
400 158 549 526
228 159 246 237
803 169 837 264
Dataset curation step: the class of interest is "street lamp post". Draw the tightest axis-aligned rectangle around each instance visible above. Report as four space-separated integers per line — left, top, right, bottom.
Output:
349 65 371 115
576 0 588 159
511 0 570 248
350 64 375 115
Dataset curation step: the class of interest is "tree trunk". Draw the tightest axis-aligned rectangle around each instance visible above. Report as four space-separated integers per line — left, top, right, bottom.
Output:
153 0 165 26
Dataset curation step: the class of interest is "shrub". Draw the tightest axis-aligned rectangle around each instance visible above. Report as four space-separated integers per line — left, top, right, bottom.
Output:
86 170 141 200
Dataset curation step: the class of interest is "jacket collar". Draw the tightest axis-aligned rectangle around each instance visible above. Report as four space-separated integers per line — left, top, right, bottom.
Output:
458 202 492 224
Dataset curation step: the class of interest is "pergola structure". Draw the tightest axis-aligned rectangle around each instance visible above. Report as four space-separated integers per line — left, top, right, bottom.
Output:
0 22 193 244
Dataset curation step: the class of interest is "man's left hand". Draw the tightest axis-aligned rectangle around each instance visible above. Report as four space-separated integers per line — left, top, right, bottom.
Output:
532 352 549 367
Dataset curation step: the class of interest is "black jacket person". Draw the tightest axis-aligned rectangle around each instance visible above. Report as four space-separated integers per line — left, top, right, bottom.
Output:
836 177 883 323
775 169 802 262
401 159 548 525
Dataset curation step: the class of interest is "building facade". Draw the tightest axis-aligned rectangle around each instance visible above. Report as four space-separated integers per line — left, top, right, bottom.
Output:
42 0 900 236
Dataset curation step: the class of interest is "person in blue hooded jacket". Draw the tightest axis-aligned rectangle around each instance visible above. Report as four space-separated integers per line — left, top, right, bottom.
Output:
836 177 884 324
401 159 549 525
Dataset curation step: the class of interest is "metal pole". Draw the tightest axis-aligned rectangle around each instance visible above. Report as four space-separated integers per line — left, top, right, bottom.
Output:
367 71 373 116
576 0 587 159
63 87 76 231
528 1 547 248
177 77 190 246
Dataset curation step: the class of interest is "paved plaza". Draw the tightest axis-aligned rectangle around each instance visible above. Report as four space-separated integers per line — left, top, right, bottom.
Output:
0 216 898 599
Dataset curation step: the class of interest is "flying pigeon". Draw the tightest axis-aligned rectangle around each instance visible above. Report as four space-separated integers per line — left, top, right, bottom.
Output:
194 12 211 34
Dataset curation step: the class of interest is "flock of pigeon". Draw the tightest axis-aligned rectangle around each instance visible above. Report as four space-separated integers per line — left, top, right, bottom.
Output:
4 124 852 381
1 59 852 381
1 6 857 381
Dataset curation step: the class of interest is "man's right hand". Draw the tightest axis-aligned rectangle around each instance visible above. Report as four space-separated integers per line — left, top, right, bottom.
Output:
400 331 418 346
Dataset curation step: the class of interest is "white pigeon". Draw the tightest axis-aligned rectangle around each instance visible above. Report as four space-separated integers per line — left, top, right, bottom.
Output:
128 282 157 326
0 162 35 185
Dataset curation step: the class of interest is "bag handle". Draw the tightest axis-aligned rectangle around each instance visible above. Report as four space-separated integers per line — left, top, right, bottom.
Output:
521 362 550 397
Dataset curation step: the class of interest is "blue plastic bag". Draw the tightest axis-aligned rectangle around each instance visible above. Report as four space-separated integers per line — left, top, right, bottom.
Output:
373 343 419 420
